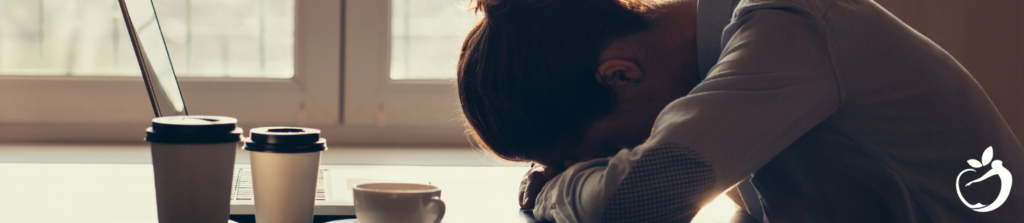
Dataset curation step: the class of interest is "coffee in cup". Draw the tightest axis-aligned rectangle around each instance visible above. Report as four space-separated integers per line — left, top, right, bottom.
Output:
353 183 446 223
146 116 242 223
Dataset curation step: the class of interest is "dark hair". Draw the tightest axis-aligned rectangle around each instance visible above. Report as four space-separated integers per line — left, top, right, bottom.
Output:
458 0 653 161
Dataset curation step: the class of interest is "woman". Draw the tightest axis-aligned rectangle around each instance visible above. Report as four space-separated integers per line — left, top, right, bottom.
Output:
458 0 686 167
458 0 1024 222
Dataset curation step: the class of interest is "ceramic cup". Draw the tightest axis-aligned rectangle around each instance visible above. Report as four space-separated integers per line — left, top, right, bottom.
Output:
353 183 446 223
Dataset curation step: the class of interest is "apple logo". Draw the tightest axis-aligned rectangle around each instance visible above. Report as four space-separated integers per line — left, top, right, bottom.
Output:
956 146 1013 212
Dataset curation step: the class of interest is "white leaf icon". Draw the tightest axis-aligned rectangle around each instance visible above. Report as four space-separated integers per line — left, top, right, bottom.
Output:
982 146 994 166
967 159 983 168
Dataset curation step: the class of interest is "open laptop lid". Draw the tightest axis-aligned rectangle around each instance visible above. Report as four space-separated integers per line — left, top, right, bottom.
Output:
118 0 187 117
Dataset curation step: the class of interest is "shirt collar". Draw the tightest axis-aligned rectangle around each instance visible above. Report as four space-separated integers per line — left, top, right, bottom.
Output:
695 0 741 80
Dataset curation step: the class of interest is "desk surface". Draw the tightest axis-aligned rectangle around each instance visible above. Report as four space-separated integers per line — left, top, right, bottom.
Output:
0 144 738 223
0 163 535 223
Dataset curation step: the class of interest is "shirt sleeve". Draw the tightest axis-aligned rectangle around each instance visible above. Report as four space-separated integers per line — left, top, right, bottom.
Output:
533 3 842 222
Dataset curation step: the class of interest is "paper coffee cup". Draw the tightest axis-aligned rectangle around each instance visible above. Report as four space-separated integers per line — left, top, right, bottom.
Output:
146 116 242 223
353 183 446 223
244 127 327 223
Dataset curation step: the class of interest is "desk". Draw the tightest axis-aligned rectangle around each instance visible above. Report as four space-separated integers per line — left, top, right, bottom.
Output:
0 163 535 223
0 144 739 223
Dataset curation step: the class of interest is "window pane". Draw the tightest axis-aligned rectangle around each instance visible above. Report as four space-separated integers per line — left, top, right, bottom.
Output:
0 0 294 78
390 0 481 80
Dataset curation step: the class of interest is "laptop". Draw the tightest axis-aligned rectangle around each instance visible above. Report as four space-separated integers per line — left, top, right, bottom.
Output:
118 0 432 215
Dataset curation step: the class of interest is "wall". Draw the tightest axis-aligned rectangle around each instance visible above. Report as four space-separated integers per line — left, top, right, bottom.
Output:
874 0 1024 144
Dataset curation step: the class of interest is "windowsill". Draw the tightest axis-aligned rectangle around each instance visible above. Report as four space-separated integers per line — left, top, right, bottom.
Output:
0 144 524 167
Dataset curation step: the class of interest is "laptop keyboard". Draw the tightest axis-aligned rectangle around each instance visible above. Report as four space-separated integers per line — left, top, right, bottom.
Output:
230 168 330 201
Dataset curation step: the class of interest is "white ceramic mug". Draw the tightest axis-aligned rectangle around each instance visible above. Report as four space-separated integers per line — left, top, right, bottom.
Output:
353 183 446 223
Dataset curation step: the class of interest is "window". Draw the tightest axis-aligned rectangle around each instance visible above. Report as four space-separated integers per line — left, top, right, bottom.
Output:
0 0 477 146
340 0 474 145
0 0 294 78
390 0 480 80
0 0 341 143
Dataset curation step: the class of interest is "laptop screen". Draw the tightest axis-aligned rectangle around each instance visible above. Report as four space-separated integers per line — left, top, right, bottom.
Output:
120 0 187 117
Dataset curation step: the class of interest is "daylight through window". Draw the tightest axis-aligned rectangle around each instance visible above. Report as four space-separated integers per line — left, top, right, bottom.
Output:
0 0 294 78
390 0 481 80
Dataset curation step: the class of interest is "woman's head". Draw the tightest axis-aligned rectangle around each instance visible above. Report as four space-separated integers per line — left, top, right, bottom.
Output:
458 0 699 166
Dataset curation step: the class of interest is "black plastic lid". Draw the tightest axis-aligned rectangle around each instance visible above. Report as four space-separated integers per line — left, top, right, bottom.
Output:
146 116 243 144
244 127 327 153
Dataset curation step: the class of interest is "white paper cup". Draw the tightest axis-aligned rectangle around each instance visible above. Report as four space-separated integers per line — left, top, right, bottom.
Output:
353 183 446 223
244 127 327 223
146 116 242 223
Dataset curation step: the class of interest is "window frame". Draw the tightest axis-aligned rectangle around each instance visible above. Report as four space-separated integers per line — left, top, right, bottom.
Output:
332 0 467 146
0 0 470 147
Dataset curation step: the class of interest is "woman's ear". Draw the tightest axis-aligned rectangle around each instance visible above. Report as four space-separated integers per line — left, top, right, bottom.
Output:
596 59 643 86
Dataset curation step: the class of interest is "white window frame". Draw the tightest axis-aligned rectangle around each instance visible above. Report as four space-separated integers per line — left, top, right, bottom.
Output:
0 0 469 146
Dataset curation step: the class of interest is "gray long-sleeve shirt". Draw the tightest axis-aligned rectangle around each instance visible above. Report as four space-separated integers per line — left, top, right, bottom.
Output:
533 0 1024 222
